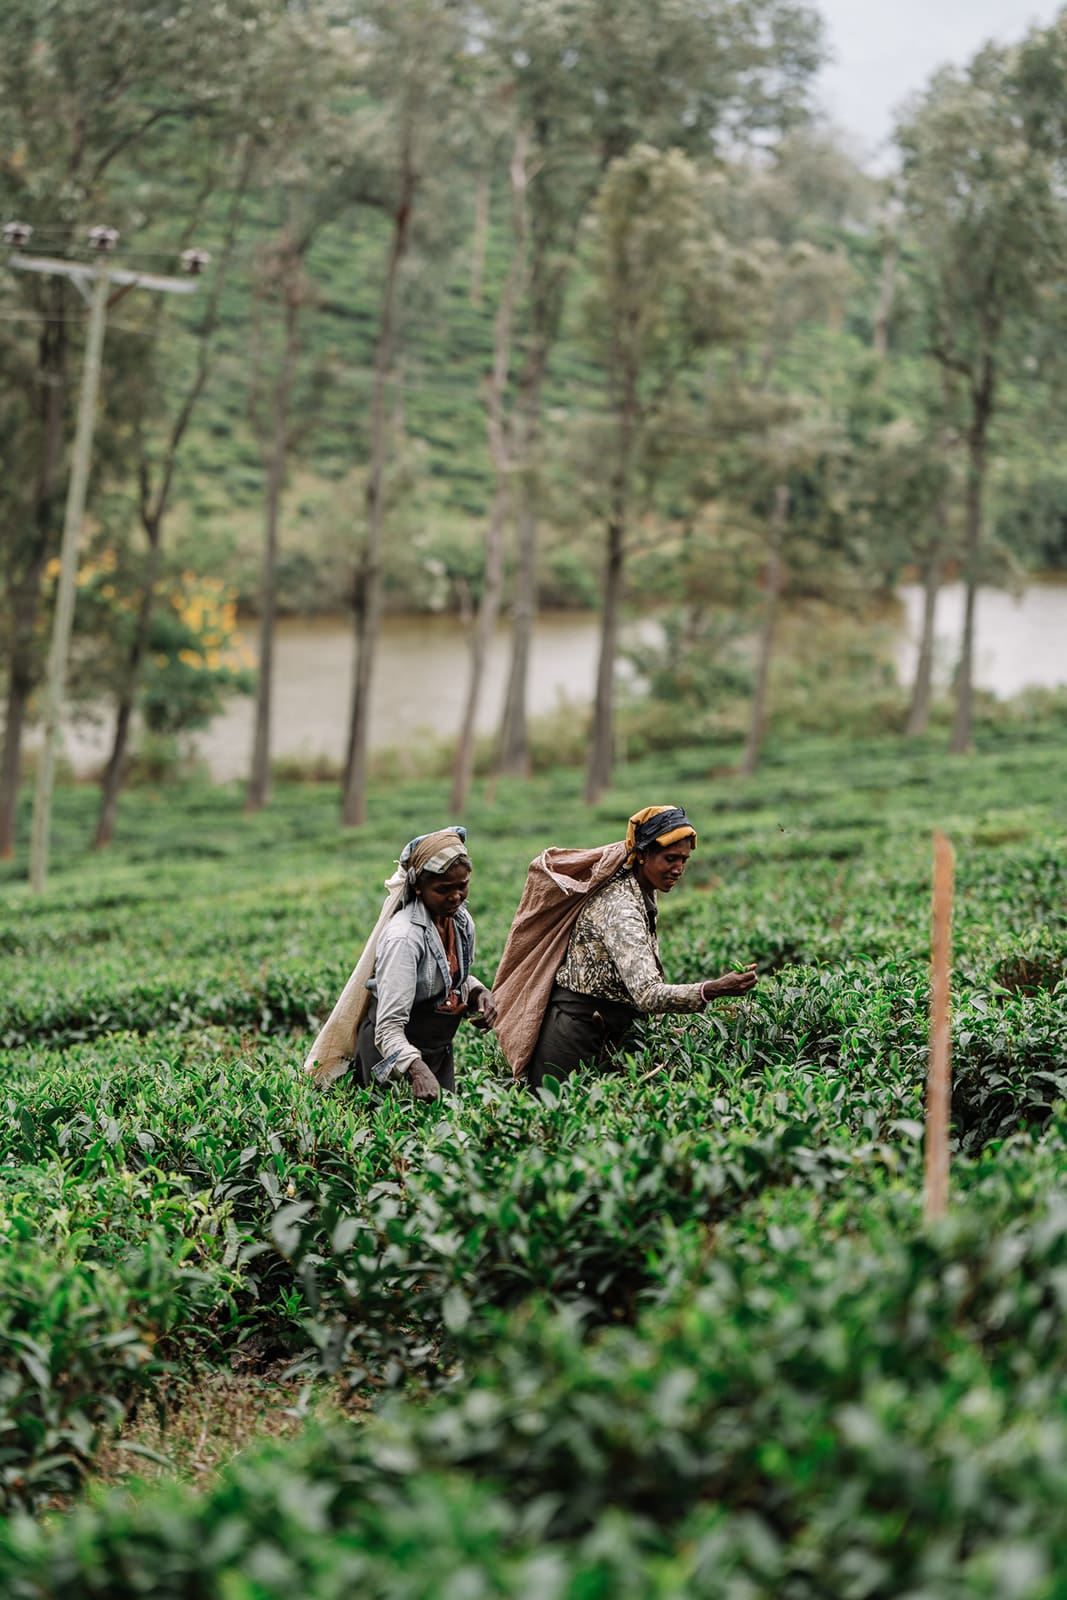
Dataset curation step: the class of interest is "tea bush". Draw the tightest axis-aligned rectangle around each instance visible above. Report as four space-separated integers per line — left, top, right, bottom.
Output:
0 724 1064 1584
5 1136 1067 1595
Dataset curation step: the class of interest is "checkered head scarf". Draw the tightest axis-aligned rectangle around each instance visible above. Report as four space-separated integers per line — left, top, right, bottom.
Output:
400 827 469 900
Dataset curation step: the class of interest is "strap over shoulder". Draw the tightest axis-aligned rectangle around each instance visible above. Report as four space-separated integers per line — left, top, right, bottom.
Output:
302 865 406 1087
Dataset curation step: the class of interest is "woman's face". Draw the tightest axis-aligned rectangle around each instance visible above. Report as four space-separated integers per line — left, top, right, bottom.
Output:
417 860 471 921
635 838 692 895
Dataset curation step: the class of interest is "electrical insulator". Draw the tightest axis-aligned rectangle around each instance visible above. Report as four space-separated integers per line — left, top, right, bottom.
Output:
180 248 211 276
87 226 120 253
3 221 33 247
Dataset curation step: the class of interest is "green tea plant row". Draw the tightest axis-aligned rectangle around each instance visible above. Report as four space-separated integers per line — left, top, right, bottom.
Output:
1 938 1065 1513
1 833 1061 1050
0 1181 230 1508
0 727 1063 1581
4 1125 1067 1597
0 1031 884 1510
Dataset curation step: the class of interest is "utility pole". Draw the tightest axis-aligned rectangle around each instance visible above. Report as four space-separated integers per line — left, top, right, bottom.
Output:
3 224 206 891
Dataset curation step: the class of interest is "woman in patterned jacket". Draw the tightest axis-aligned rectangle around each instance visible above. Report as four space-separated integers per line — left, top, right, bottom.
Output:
493 805 757 1089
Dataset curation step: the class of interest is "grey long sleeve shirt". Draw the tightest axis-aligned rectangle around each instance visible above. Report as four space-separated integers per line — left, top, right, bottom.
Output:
368 899 480 1080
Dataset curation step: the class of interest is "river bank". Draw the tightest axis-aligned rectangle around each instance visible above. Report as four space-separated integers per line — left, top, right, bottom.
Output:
50 579 1067 781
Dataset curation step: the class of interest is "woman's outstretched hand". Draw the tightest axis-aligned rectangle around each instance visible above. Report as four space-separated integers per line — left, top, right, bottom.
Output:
701 963 758 1002
408 1057 440 1101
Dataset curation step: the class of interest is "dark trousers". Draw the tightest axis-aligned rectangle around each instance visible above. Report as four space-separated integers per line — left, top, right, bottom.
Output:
525 985 639 1090
354 996 461 1092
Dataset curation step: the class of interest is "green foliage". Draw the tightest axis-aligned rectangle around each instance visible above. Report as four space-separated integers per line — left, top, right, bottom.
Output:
1 9 1067 1556
139 580 254 737
0 720 1063 1558
6 1146 1067 1592
0 1164 236 1510
58 555 254 737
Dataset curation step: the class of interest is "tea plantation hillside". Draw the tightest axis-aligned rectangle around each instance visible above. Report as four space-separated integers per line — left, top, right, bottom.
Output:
1 723 1065 1597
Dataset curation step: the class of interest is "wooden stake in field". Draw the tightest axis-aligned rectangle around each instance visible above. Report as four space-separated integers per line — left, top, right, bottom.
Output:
924 830 955 1222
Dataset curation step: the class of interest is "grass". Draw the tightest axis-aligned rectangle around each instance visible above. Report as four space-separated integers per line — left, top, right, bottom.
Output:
89 1367 357 1493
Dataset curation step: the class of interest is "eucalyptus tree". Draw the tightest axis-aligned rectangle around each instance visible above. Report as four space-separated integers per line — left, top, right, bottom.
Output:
0 0 282 857
488 0 825 780
579 146 763 802
846 391 963 739
242 17 367 816
339 0 479 827
608 134 859 785
735 407 848 774
721 137 863 775
449 124 531 816
896 23 1067 753
90 8 319 846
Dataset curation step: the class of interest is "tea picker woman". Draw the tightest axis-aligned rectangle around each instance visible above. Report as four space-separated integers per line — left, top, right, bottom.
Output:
492 805 757 1089
303 828 496 1101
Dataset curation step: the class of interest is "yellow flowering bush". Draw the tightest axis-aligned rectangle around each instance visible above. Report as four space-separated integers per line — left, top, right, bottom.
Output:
42 551 253 737
141 572 253 735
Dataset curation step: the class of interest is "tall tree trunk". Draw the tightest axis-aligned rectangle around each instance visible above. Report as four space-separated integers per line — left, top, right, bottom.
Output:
0 672 28 859
495 467 537 776
493 162 587 782
584 507 625 804
905 512 947 738
451 483 509 813
342 150 415 828
740 482 789 777
469 168 490 308
494 357 544 779
0 292 68 858
93 527 163 847
872 227 898 358
247 282 300 813
452 130 529 815
950 360 993 755
1 566 51 861
585 364 637 805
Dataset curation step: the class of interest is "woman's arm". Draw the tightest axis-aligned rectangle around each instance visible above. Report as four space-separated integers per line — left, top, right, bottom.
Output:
602 881 706 1014
372 926 424 1079
453 909 497 1026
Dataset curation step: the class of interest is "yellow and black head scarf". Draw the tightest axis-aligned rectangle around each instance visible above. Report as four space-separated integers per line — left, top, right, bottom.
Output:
625 805 697 867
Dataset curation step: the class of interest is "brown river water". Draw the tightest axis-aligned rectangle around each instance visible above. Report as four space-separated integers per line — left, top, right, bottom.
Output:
56 582 1067 781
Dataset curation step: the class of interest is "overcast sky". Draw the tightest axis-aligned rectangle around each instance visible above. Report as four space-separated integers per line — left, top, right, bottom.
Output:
814 0 1064 167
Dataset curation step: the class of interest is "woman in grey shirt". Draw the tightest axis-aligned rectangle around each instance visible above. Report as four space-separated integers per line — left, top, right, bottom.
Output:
354 828 496 1100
